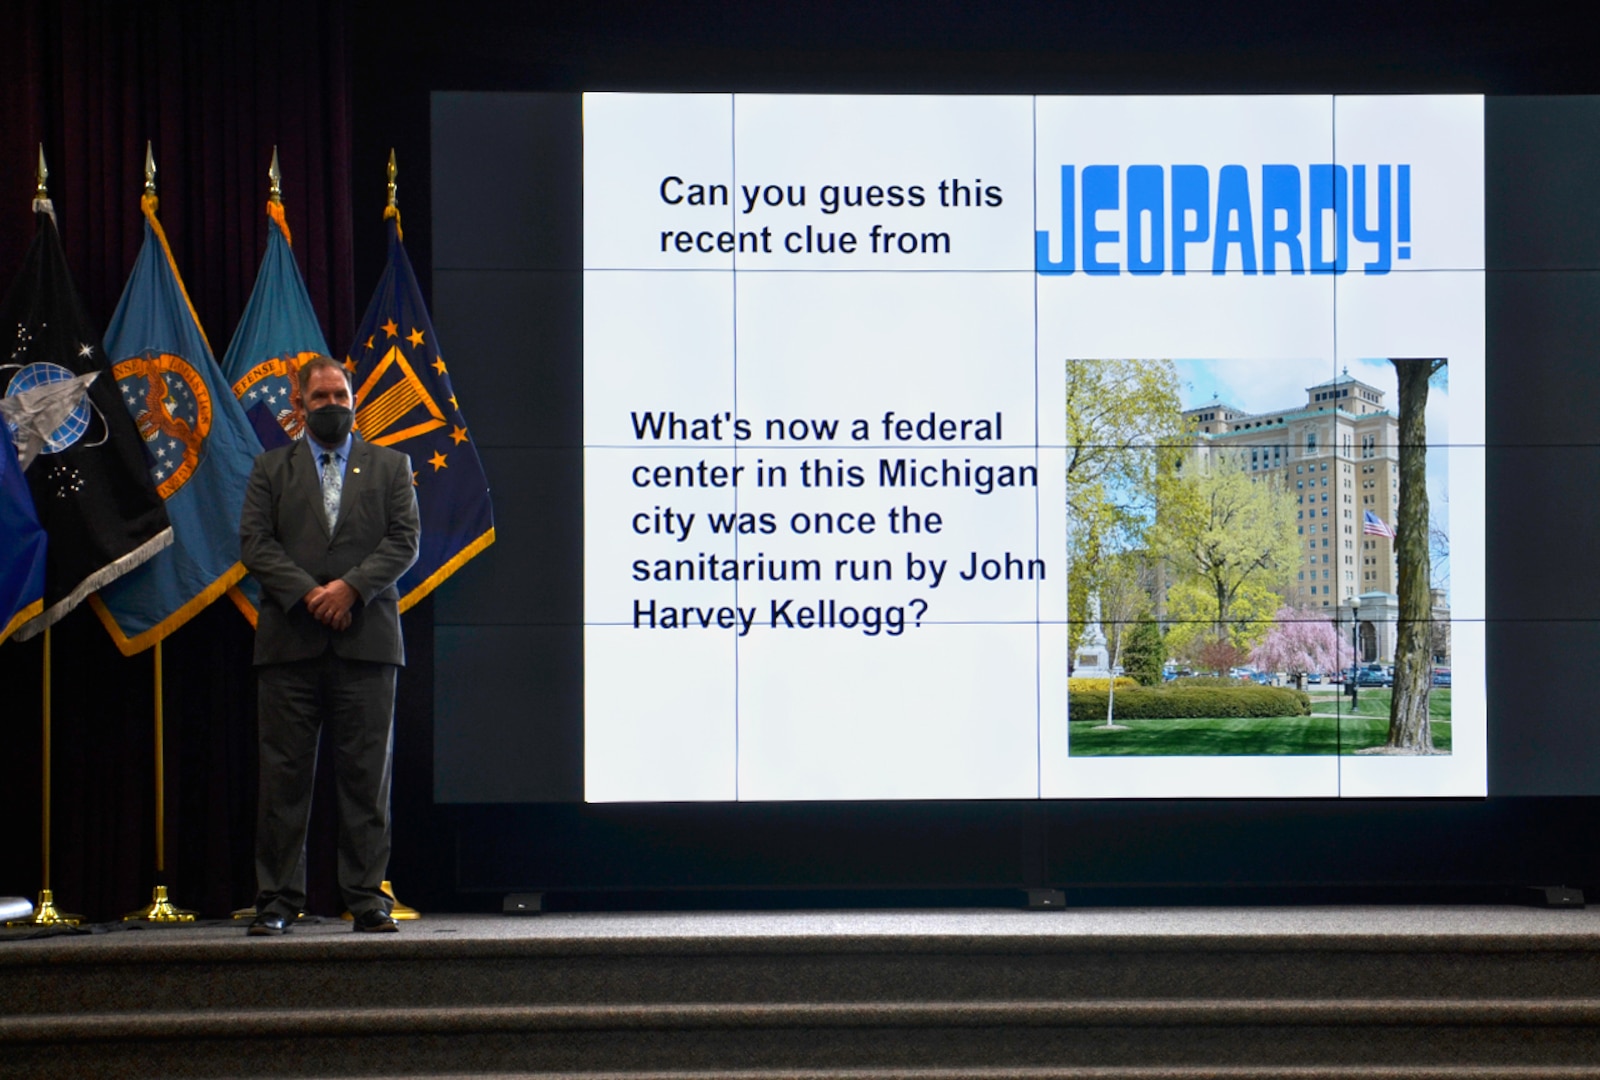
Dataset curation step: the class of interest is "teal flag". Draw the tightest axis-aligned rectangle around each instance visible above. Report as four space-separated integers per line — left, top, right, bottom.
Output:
221 198 332 626
0 430 46 646
348 208 493 611
223 198 330 449
91 194 264 654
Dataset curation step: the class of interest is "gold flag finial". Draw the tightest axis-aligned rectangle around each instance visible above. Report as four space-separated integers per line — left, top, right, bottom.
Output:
386 148 398 210
268 146 282 204
36 144 48 201
144 141 156 196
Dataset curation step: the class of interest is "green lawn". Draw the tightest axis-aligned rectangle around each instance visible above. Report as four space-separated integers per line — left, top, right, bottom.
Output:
1069 690 1452 756
1322 688 1453 722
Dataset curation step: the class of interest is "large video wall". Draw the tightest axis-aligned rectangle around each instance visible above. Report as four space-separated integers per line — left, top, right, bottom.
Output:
581 94 1484 801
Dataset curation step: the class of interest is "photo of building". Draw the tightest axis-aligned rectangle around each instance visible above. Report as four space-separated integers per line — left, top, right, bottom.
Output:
1178 366 1448 665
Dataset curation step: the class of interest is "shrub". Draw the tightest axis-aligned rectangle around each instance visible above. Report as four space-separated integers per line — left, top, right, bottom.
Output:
1068 677 1139 692
1121 621 1167 686
1068 685 1311 720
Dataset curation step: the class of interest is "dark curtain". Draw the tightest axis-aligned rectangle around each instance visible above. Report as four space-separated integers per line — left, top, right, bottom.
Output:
0 0 357 922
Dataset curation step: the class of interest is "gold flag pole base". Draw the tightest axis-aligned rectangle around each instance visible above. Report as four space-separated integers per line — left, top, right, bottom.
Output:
341 880 420 921
123 884 196 923
6 889 82 928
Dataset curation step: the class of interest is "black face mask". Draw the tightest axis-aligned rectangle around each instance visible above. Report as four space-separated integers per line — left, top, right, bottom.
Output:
306 404 354 445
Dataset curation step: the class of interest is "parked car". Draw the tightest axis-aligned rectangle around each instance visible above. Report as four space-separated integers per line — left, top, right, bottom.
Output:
1355 664 1389 688
1305 672 1322 685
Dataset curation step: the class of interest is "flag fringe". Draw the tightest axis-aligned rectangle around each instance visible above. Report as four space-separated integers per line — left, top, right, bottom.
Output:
1 599 44 647
266 200 292 247
140 193 213 356
87 558 249 656
227 583 259 627
11 526 176 641
397 527 495 614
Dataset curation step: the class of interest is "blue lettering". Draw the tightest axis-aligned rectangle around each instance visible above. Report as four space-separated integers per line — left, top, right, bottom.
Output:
1035 165 1074 275
1397 164 1411 260
1127 165 1164 275
1212 164 1257 275
1171 164 1209 276
1033 161 1410 278
1082 165 1120 276
1261 165 1303 275
1352 165 1391 275
1310 164 1348 274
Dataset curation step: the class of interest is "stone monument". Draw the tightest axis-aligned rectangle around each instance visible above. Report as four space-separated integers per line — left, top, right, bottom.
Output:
1074 591 1111 677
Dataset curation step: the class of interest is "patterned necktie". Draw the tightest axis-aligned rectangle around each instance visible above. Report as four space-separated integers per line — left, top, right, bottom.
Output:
321 452 342 530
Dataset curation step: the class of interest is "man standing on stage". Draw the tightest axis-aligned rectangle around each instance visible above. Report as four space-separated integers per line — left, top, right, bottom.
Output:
240 355 419 935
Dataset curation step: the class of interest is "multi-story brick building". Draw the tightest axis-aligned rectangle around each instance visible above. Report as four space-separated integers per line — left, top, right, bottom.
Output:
1180 368 1424 663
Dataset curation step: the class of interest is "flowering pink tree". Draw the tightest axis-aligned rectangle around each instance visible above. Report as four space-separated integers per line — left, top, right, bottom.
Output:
1250 607 1352 690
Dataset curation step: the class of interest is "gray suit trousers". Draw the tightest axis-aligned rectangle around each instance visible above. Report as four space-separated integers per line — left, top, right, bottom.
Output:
255 653 396 919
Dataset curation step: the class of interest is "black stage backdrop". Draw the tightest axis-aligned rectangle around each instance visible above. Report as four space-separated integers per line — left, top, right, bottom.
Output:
2 0 1599 921
0 0 358 920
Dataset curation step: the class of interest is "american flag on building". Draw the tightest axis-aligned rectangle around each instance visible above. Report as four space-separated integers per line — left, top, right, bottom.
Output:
1362 510 1397 539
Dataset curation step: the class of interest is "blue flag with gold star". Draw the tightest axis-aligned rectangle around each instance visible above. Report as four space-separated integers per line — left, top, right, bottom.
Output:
91 193 264 654
348 209 493 611
0 429 46 646
221 198 333 626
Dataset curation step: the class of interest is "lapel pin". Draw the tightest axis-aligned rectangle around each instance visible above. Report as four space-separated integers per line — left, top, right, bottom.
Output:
353 467 361 474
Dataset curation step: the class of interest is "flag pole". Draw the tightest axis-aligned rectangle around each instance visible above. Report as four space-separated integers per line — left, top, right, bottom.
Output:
9 627 83 927
10 150 81 929
124 638 194 921
120 144 194 924
381 150 417 920
345 149 420 923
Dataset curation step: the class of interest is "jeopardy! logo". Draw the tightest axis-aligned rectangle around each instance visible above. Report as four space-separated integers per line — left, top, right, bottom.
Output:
1036 164 1411 276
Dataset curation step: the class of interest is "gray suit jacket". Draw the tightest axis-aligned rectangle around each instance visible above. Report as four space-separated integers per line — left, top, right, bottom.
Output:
240 436 420 666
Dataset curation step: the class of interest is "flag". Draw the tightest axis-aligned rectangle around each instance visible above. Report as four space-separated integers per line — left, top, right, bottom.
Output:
1362 510 1396 539
347 207 493 611
223 198 330 450
89 191 264 654
0 203 172 637
221 195 333 626
0 429 46 645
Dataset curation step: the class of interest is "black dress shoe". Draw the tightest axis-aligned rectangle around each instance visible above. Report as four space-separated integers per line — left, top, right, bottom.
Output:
352 908 399 933
248 911 290 936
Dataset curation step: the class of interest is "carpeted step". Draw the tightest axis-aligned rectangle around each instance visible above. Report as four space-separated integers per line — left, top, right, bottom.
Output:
4 909 1600 1078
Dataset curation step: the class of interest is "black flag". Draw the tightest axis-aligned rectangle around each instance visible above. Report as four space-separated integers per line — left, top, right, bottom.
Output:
0 204 172 635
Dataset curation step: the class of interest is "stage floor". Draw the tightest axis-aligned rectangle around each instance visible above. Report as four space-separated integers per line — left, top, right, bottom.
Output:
7 904 1600 956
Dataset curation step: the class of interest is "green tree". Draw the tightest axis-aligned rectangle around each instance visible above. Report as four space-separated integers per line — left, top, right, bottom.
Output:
1122 618 1166 686
1388 357 1447 752
1150 459 1298 645
1162 575 1284 659
1066 358 1184 517
1066 359 1183 656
